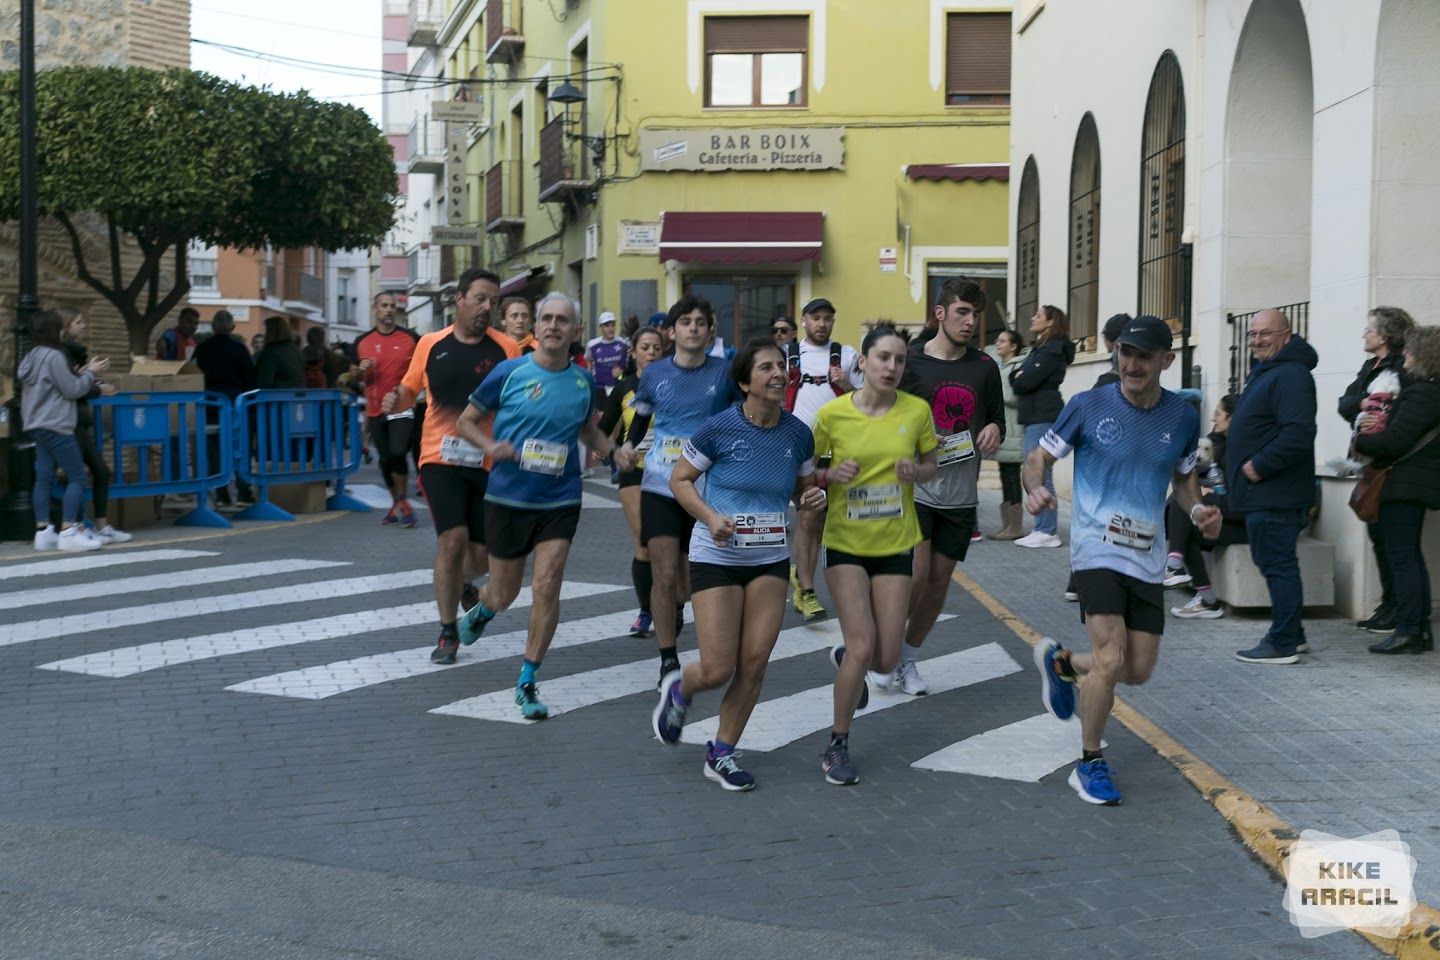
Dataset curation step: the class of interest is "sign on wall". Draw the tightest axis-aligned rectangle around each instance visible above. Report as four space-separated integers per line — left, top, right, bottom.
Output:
585 223 599 261
432 100 486 123
639 128 844 172
431 226 483 245
879 247 897 273
444 130 467 224
617 219 662 255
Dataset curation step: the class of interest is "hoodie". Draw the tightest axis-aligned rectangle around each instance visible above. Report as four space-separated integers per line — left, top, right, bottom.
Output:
1008 336 1077 425
19 345 95 435
1225 335 1318 513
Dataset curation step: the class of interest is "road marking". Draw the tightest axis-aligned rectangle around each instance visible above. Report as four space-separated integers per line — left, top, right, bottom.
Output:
0 549 221 580
581 492 622 510
226 589 639 700
2 570 436 648
344 484 426 511
910 713 1103 782
680 641 1022 752
0 559 347 612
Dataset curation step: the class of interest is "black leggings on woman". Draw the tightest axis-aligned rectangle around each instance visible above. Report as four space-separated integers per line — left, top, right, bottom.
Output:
998 461 1023 505
1165 497 1246 589
74 423 110 519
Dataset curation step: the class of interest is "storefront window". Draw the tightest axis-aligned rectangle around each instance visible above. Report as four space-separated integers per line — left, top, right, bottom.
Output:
683 275 795 349
924 264 1009 346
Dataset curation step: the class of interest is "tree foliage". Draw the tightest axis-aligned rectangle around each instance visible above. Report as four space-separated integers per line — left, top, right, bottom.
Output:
0 67 397 354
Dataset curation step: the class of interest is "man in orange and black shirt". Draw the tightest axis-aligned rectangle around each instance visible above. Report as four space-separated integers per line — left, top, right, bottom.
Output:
383 268 521 662
355 292 420 526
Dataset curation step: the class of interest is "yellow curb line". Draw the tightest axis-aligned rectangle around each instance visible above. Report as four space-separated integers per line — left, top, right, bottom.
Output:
950 567 1440 959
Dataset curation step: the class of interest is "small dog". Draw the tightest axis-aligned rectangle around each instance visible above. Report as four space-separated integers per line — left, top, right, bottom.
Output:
1327 369 1402 477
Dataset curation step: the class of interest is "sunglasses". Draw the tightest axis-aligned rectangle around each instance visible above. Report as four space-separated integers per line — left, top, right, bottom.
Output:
772 325 793 334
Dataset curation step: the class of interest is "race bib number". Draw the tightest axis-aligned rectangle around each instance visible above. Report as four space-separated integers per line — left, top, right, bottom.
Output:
732 512 786 549
656 436 685 466
847 484 903 521
635 432 654 455
520 438 568 476
936 430 975 466
1103 513 1157 551
385 409 415 422
439 434 485 467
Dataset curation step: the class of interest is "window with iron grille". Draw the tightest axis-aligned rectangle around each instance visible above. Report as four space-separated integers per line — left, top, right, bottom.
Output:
1068 113 1101 346
1138 51 1186 330
945 13 1011 105
1016 156 1040 324
704 16 807 108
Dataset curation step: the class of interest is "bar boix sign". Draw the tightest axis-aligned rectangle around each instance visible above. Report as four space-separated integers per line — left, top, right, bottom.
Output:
639 127 844 172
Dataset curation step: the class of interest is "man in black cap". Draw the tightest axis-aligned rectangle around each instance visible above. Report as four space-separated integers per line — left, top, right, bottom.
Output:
1025 315 1220 807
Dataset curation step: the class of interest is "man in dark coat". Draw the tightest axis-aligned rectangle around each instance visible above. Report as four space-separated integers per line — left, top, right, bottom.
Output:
193 310 257 504
1225 308 1318 664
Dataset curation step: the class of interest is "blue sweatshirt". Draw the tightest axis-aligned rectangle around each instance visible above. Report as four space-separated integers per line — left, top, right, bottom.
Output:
1225 335 1318 513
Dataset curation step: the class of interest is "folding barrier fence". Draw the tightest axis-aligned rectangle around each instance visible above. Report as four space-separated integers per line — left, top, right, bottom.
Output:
233 389 369 522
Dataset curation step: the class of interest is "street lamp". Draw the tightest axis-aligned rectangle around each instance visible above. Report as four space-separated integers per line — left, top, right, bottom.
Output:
545 79 606 165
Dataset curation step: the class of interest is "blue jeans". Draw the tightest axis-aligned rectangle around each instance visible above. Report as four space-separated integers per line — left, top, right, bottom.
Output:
1244 508 1308 648
1022 422 1056 534
30 428 88 526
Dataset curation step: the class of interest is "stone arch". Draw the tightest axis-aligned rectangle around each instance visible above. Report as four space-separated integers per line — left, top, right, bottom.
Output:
1068 114 1101 346
1016 156 1040 323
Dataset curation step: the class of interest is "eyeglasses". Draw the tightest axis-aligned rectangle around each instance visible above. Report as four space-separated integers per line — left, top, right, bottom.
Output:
1246 329 1282 341
772 326 793 334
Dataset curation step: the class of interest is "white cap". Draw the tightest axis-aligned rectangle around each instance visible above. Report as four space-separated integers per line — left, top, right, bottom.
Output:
598 311 617 326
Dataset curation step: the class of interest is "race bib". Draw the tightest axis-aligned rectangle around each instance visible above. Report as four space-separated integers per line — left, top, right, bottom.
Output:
635 432 654 455
732 512 786 549
1103 513 1157 551
656 436 685 465
385 409 415 421
847 484 903 521
520 438 568 476
439 434 485 467
937 430 975 466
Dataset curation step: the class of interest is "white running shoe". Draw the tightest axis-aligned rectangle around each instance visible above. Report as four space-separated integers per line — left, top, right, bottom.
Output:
868 669 895 693
57 525 103 552
94 525 134 544
33 525 59 551
1162 568 1193 588
896 659 929 696
1015 531 1062 549
1171 595 1224 619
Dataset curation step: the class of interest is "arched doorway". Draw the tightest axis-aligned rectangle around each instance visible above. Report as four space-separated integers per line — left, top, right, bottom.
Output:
1138 52 1186 332
1015 156 1040 324
1068 114 1101 348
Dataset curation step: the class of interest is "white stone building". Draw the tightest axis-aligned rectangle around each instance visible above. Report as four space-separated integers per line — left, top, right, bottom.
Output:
1008 0 1440 616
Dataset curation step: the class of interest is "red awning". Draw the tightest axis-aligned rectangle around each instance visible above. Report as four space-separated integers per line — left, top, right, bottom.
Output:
904 163 1010 183
498 270 530 296
658 211 823 263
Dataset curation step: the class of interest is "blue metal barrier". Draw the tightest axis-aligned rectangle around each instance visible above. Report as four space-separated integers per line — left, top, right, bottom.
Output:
233 389 370 522
88 391 234 529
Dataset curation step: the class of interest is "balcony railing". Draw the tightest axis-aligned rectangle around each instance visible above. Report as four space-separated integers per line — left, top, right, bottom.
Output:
485 160 525 231
485 0 524 64
1227 300 1310 393
408 249 440 291
283 269 325 308
407 116 444 174
407 0 440 46
538 116 596 204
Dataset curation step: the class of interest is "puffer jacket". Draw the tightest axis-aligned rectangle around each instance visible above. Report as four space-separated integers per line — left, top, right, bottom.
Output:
1354 377 1440 510
1008 336 1076 425
984 346 1026 463
1226 335 1318 512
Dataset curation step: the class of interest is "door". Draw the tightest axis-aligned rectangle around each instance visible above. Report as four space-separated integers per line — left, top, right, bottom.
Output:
683 274 796 349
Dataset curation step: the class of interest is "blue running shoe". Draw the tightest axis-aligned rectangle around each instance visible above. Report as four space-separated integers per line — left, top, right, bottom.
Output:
1069 759 1122 805
1034 637 1076 721
458 603 493 646
652 670 687 744
704 749 756 791
629 611 653 638
514 682 549 720
830 643 869 711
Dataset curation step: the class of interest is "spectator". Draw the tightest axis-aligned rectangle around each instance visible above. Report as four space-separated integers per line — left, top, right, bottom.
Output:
156 306 200 361
56 306 131 543
1226 308 1318 665
255 316 305 389
250 333 265 357
194 310 258 505
1009 304 1075 548
1165 394 1247 618
1338 306 1416 634
500 296 535 353
987 327 1028 540
1353 325 1440 655
302 327 330 388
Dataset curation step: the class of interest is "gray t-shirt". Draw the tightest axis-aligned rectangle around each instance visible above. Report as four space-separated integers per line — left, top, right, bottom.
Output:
901 346 1005 509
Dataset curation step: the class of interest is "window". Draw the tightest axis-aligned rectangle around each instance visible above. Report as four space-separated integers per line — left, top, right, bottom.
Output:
1068 113 1101 346
925 263 1009 346
945 12 1010 105
188 240 217 291
682 274 795 346
704 16 807 108
1015 156 1040 323
1138 51 1186 329
336 275 351 326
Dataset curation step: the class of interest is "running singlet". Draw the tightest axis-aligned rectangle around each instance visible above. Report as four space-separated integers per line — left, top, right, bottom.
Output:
400 325 520 469
631 354 735 498
598 373 650 456
354 326 420 418
470 356 595 509
810 392 938 557
1040 383 1200 583
682 405 815 568
587 337 629 389
901 348 1004 510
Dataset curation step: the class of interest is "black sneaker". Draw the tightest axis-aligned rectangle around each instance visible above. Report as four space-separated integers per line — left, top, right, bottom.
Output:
1357 605 1396 634
657 657 681 691
460 582 480 614
430 633 459 664
675 605 685 636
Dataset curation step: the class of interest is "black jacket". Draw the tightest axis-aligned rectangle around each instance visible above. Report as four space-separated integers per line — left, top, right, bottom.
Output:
1337 352 1406 426
1008 337 1076 424
255 342 305 390
1354 378 1440 510
194 334 258 400
61 337 102 427
1225 336 1318 513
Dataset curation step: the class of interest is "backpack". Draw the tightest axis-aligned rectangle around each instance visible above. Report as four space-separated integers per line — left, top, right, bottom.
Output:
783 340 844 412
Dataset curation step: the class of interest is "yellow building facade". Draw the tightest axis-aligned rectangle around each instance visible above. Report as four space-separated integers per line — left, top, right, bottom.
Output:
421 0 1012 347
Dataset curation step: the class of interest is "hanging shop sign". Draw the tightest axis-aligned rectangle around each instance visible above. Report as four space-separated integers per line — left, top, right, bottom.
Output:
432 99 486 123
639 128 844 172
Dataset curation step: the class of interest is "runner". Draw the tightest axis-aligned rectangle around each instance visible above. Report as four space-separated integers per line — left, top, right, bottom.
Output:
887 278 1004 696
452 293 614 718
1027 315 1219 805
382 268 520 665
355 292 420 527
651 337 826 790
613 295 736 686
597 326 666 637
784 298 863 621
810 324 939 785
586 311 629 403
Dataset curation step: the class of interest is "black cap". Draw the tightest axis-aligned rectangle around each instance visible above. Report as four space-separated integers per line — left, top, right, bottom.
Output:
1102 313 1132 345
1114 314 1172 353
802 298 835 316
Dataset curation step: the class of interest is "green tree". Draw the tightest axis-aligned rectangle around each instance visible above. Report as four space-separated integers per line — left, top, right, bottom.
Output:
0 66 397 355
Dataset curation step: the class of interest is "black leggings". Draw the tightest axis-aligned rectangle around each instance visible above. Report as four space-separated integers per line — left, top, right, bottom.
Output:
1165 497 1246 589
998 461 1022 505
74 422 110 518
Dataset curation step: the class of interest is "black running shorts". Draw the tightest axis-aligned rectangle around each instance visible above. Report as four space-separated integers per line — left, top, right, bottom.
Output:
825 549 914 578
1073 567 1165 635
483 502 582 560
690 559 789 593
915 502 976 562
419 463 487 542
640 491 694 550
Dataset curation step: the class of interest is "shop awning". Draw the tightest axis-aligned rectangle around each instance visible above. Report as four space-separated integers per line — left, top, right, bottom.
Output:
658 211 823 263
497 265 548 296
904 163 1009 183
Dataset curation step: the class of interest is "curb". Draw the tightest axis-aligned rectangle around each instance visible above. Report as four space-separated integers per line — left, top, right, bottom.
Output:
950 567 1440 960
0 509 349 563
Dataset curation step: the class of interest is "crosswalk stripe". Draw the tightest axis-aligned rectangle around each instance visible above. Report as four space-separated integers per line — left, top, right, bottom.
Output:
41 581 622 679
0 559 348 612
0 549 221 580
225 587 637 700
680 641 1023 752
345 483 426 511
581 492 622 510
428 620 853 723
2 570 435 648
910 713 1102 782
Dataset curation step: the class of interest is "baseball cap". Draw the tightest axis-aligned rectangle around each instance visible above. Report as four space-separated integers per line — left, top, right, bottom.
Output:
598 311 616 326
802 298 835 316
1114 315 1172 353
649 311 669 328
1102 313 1132 346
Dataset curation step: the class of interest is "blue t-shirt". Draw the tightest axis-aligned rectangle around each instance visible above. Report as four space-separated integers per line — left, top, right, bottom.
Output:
1040 383 1200 583
632 354 735 498
469 356 595 509
682 405 816 567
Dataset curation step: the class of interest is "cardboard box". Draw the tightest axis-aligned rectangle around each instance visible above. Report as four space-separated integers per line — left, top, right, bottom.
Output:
108 357 206 395
111 495 162 530
268 481 328 515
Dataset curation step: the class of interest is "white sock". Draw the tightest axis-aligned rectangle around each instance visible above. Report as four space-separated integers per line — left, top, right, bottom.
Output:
901 643 921 664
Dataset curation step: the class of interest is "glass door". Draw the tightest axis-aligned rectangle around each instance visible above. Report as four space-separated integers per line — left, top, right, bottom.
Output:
683 274 796 349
